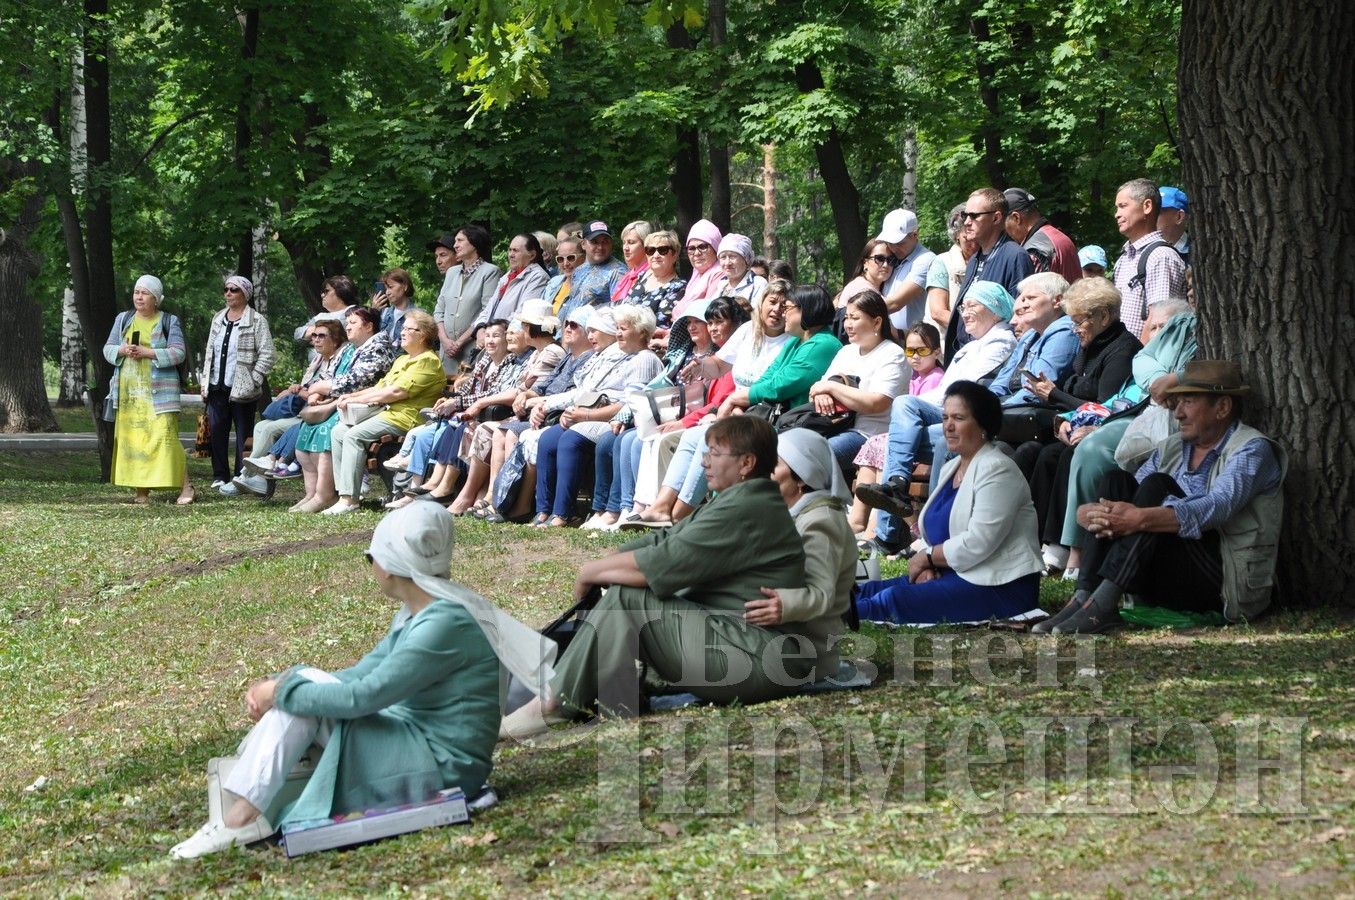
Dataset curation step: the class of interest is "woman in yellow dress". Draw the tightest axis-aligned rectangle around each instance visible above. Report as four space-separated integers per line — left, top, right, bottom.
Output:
101 275 195 505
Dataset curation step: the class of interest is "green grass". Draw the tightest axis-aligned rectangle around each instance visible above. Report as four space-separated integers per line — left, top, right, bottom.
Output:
1 451 1352 895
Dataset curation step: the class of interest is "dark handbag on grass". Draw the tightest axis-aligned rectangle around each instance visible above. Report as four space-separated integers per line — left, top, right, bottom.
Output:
491 441 530 514
998 404 1059 444
503 585 605 715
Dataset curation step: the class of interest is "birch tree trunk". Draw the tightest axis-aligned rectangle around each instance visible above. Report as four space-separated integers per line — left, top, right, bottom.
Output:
1179 0 1355 602
761 144 778 260
58 46 88 408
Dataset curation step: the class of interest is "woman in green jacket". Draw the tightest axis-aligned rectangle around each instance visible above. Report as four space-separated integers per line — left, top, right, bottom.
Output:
718 283 842 414
169 503 555 859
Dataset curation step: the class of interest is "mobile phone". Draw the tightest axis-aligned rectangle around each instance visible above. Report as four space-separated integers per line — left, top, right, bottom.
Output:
372 281 385 295
1020 368 1041 381
131 330 140 346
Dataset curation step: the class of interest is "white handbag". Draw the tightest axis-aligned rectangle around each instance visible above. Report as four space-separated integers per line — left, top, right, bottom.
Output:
339 401 382 426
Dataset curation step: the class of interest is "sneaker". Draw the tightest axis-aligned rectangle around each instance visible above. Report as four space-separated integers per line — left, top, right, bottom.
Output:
853 477 914 519
383 455 410 472
210 479 227 489
218 482 242 496
168 817 275 860
231 474 270 496
271 462 301 480
241 455 276 477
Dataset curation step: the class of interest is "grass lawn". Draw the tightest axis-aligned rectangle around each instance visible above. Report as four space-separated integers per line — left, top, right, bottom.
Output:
0 450 1352 896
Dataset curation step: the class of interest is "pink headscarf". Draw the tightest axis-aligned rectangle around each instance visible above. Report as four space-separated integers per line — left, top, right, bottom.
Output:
673 219 724 318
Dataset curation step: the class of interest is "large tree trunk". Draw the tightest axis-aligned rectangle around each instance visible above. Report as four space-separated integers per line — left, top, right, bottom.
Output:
0 180 59 433
705 0 731 232
234 6 260 280
81 0 117 475
794 61 865 282
665 22 703 258
1179 0 1355 603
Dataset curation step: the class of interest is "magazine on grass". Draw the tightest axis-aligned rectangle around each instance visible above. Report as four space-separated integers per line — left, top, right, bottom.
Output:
281 786 498 857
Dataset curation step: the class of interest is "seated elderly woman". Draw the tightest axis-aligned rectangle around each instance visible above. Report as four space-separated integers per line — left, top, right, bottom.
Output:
168 502 554 859
290 307 399 512
531 305 663 527
500 417 844 740
583 297 746 531
854 381 1043 625
714 234 769 312
638 284 841 525
325 310 447 515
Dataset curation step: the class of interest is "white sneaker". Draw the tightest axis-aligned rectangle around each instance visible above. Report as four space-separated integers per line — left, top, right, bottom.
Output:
168 816 274 859
231 474 270 496
218 482 242 496
383 455 410 472
210 480 227 489
241 455 276 477
579 514 609 531
321 501 359 516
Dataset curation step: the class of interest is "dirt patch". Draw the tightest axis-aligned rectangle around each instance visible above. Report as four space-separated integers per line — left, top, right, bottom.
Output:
156 528 374 580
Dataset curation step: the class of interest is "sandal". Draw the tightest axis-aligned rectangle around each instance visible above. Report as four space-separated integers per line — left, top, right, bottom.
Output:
175 489 195 506
546 515 580 528
529 513 551 527
483 510 506 524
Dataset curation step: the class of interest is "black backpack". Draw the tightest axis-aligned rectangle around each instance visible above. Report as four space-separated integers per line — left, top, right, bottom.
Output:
1127 240 1185 321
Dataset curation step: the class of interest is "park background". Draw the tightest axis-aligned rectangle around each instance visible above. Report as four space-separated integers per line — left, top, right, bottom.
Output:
0 0 1352 893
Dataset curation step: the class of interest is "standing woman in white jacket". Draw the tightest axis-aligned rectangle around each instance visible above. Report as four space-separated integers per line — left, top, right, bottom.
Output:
200 276 275 490
854 381 1043 624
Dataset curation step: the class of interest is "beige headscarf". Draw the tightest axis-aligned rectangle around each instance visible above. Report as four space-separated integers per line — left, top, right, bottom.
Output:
368 503 556 700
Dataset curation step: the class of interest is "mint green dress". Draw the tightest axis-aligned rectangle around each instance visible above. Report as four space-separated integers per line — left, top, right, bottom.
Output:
268 600 501 825
295 344 355 453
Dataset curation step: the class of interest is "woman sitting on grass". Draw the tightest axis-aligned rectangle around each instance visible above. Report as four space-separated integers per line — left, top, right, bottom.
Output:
169 502 554 859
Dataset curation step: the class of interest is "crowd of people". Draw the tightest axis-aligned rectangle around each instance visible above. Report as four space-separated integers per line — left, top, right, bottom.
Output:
97 192 1288 859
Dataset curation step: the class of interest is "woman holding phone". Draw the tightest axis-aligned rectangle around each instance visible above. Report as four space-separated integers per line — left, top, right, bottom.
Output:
101 275 196 505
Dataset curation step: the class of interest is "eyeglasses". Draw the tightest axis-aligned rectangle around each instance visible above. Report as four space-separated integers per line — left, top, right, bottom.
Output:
867 254 897 266
960 209 998 221
702 449 745 461
903 346 935 358
556 254 579 263
646 246 676 256
687 242 713 253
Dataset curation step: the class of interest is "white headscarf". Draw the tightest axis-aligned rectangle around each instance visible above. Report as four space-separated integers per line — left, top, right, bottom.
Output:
368 503 556 700
777 428 851 508
135 274 164 303
224 274 254 301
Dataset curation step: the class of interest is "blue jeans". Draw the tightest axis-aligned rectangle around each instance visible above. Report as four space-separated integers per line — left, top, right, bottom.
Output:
271 422 302 464
406 421 446 479
663 424 710 506
535 425 595 518
592 430 620 513
594 428 644 514
827 430 868 477
875 396 943 545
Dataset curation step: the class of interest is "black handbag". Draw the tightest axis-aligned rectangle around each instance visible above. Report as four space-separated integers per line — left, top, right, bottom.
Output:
774 402 856 437
998 404 1059 444
502 586 604 715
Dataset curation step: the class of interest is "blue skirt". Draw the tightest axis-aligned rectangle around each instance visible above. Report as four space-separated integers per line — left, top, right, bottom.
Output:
855 570 1040 625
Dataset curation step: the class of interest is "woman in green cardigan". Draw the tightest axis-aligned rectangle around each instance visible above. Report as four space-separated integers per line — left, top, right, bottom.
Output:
717 283 842 415
169 503 556 859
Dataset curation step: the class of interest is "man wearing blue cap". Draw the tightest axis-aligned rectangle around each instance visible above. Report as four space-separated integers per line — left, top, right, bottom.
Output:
1157 186 1190 267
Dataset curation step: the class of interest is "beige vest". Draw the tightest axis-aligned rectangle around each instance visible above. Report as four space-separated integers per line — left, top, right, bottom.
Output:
1155 422 1286 621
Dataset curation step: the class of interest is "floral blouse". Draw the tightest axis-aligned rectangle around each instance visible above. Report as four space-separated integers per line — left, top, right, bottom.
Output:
626 276 689 331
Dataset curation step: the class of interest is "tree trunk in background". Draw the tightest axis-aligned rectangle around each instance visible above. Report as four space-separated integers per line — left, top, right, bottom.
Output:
665 21 703 259
250 220 270 315
58 288 86 406
78 0 117 475
1179 0 1355 604
234 5 260 281
0 178 59 433
705 0 731 232
794 61 865 282
58 47 88 407
761 144 778 260
969 12 1005 189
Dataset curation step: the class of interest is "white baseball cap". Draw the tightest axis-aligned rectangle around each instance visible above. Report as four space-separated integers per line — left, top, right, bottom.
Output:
875 208 919 243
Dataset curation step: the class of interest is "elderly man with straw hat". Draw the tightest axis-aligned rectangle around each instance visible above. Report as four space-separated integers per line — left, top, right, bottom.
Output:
1037 360 1286 634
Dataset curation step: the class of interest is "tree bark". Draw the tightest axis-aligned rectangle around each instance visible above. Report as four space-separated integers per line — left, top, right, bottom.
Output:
969 12 1005 188
1179 0 1355 603
761 143 778 260
58 288 87 406
901 130 918 212
705 0 731 232
0 177 59 433
793 60 865 282
234 5 260 280
665 21 703 258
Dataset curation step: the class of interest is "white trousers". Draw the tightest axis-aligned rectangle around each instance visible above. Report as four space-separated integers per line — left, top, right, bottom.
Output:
634 430 684 505
221 668 338 813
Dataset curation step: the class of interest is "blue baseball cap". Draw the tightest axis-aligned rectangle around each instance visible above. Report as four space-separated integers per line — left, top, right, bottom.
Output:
1160 186 1188 212
1078 245 1108 270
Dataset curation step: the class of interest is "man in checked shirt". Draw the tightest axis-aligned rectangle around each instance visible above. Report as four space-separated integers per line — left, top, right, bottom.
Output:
1034 360 1286 635
1111 178 1189 342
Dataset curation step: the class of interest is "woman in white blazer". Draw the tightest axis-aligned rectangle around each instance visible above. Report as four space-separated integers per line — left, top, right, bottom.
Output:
855 381 1043 624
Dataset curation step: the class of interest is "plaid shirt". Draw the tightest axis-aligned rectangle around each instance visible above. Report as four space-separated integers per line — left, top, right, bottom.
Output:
1114 231 1189 338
